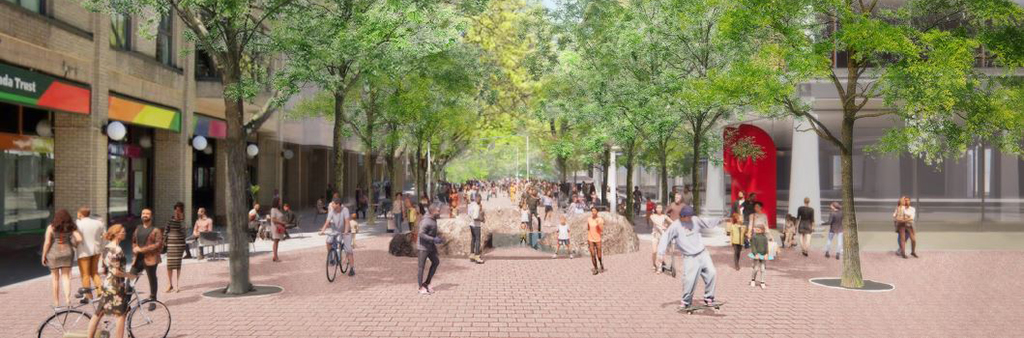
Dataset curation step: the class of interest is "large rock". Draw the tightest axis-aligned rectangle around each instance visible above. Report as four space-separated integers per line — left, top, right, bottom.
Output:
388 233 417 257
435 217 485 257
537 212 639 256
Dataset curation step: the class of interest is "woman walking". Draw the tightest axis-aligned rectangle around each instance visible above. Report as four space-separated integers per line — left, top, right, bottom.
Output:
894 196 917 258
587 207 605 275
86 224 133 338
648 204 669 273
270 197 286 262
796 197 815 257
748 202 772 290
41 209 82 307
823 202 843 260
164 202 187 293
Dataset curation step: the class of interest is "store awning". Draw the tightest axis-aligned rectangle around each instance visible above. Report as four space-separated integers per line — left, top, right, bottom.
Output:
0 63 90 115
193 114 227 139
108 96 181 132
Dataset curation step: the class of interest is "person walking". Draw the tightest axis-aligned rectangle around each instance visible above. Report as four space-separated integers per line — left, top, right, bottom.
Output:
192 208 213 260
649 204 670 273
633 186 643 215
823 202 843 260
467 195 485 264
586 207 605 275
528 189 542 232
657 206 726 309
76 207 104 301
731 191 746 217
42 209 82 307
894 196 918 258
164 202 187 292
392 193 406 233
725 212 746 270
666 193 686 222
269 198 286 262
542 191 554 221
748 202 772 289
86 224 133 338
742 193 757 225
796 197 815 257
130 208 163 304
552 215 572 259
417 204 444 295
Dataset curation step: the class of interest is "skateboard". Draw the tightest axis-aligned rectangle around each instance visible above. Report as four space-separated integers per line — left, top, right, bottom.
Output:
679 301 727 315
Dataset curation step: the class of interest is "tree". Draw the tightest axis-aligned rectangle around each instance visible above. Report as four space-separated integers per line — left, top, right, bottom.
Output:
83 0 297 294
729 0 1024 288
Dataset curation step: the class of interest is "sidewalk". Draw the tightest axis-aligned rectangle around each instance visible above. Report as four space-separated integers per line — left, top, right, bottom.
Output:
4 200 1023 337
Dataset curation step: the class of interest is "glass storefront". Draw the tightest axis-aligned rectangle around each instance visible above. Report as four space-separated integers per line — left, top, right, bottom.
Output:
192 140 215 216
107 126 152 226
0 102 54 234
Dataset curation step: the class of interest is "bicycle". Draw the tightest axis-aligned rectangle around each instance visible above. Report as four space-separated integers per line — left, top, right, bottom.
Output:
37 274 171 338
323 233 350 282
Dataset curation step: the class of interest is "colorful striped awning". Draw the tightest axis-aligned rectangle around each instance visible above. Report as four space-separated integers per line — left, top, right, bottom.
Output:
108 96 181 132
193 115 227 139
0 63 90 115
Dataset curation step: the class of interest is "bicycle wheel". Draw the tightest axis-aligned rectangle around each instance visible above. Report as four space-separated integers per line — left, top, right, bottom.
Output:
127 299 170 338
38 309 91 338
326 249 340 282
340 252 350 274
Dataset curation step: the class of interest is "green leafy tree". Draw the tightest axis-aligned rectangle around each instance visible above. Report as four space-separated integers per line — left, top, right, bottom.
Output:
729 0 1024 288
83 0 297 295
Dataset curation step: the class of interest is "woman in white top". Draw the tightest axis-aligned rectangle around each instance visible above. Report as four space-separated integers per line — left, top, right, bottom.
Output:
648 204 670 273
893 196 917 258
269 198 285 262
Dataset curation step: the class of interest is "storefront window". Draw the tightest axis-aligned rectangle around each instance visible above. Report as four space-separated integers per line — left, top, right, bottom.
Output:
5 0 44 14
110 13 132 50
107 127 152 225
0 105 54 233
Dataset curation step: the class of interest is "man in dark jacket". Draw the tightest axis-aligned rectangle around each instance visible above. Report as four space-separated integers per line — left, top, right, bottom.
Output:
417 204 444 295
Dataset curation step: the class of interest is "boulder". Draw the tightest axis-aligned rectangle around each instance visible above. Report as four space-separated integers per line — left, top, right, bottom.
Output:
388 233 417 257
537 212 639 256
434 217 480 257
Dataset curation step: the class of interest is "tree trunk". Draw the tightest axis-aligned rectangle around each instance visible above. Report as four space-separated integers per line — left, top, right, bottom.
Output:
364 151 376 224
690 128 703 214
840 116 865 288
221 61 253 295
332 91 347 202
624 146 635 218
659 143 669 208
414 146 423 201
601 146 610 206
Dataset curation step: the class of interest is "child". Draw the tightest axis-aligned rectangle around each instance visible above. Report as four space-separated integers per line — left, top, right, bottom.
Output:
519 204 530 246
552 216 572 259
725 212 746 270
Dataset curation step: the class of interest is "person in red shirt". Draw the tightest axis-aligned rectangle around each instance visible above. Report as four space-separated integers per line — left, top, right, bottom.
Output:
645 198 656 226
587 207 605 275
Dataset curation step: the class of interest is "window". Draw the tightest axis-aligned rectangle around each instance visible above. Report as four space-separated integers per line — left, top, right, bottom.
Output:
110 14 131 50
195 50 220 80
5 0 44 14
156 14 174 66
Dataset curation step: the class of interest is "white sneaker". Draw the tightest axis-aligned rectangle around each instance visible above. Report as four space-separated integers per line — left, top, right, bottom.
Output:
551 254 557 259
569 254 573 259
749 280 756 287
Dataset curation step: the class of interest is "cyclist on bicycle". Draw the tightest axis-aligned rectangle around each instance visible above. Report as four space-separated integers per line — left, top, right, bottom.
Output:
319 198 354 276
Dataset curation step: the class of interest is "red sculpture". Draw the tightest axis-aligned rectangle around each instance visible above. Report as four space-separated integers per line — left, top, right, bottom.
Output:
723 125 777 228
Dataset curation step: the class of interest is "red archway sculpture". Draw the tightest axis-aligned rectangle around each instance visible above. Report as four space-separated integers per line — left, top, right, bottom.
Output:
723 124 777 228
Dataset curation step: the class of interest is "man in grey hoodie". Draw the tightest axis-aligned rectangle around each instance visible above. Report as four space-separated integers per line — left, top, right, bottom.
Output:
417 203 444 294
657 206 726 309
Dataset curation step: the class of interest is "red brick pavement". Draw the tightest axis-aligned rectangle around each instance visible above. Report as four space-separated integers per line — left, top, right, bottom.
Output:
3 234 1022 337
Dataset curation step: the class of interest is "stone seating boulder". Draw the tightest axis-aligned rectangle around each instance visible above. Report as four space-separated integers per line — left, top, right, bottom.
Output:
388 232 417 257
537 212 639 256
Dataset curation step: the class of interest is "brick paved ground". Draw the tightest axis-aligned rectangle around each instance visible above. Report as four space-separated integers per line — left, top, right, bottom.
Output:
4 199 1023 337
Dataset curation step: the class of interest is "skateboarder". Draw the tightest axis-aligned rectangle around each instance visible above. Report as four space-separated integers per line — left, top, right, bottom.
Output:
657 206 726 310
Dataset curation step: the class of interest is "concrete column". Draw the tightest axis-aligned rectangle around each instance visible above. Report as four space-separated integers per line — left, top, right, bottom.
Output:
703 157 727 217
999 152 1020 222
789 113 822 223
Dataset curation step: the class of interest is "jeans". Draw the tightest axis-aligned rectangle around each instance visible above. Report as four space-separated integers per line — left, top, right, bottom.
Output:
417 249 440 287
751 259 766 283
394 212 406 233
825 232 844 254
130 257 158 300
530 211 541 232
681 250 717 307
470 226 481 255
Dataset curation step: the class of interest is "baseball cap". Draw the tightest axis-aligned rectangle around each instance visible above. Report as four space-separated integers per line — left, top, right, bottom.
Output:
679 206 695 217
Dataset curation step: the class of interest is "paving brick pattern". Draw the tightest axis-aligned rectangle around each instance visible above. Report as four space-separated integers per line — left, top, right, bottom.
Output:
3 232 1022 337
